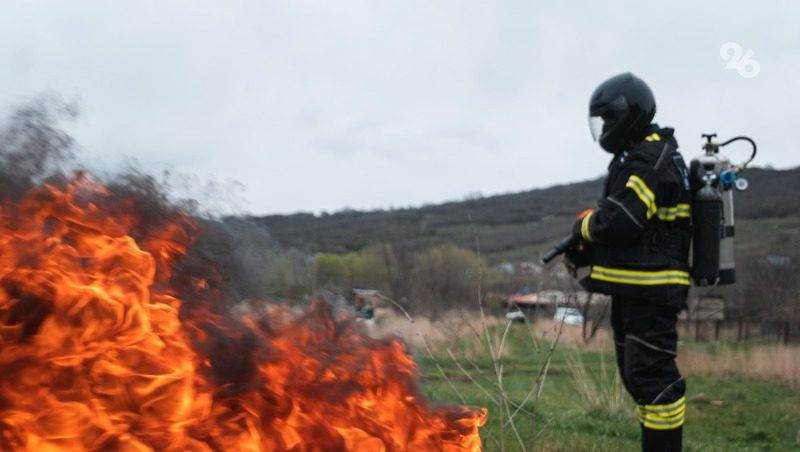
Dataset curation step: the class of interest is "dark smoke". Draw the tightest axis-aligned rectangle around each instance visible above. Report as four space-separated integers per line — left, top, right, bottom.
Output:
1 95 280 301
0 95 77 199
0 96 292 391
183 217 277 301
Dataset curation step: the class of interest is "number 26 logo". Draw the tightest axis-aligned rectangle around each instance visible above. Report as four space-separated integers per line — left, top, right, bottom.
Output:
720 42 760 79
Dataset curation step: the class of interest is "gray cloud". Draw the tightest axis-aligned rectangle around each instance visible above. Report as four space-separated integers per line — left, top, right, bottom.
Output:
1 0 796 214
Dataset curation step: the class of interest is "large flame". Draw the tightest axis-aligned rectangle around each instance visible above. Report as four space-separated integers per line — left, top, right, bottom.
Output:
0 177 486 451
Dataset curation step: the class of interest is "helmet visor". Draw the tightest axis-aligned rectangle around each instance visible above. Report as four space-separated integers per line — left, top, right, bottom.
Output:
588 115 604 141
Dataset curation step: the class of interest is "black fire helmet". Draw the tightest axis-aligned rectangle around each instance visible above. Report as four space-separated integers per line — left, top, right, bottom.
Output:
588 72 656 154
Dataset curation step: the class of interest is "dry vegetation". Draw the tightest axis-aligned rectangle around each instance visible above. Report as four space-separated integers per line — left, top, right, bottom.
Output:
373 307 603 366
375 306 800 392
364 302 800 450
566 351 629 415
532 318 612 351
371 307 504 353
678 344 800 390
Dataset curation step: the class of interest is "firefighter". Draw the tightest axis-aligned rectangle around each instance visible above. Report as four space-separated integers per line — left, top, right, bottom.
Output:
566 72 692 452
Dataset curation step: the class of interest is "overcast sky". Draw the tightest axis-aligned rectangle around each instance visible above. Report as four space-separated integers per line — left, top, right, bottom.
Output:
1 1 797 215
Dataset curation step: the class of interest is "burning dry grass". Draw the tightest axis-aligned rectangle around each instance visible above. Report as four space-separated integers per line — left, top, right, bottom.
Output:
678 344 800 390
0 178 487 451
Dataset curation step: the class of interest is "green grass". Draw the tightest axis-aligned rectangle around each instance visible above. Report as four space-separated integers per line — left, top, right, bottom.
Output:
416 325 800 451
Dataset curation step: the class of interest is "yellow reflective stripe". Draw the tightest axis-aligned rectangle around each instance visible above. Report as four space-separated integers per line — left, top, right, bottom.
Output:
644 132 661 142
641 404 685 419
656 204 691 221
624 177 689 222
637 406 686 423
638 410 685 430
625 175 657 219
642 396 686 413
641 418 685 430
591 266 691 286
642 418 685 430
581 211 594 242
637 397 686 430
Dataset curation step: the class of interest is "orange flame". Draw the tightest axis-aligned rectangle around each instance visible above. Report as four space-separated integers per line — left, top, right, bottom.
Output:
0 177 486 451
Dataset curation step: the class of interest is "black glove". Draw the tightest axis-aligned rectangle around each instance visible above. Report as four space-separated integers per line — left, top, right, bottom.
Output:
563 239 593 278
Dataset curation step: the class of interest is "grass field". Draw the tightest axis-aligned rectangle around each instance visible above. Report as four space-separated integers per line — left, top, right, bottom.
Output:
405 318 800 451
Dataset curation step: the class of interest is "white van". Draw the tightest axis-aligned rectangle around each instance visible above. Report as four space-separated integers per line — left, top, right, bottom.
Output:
554 307 584 326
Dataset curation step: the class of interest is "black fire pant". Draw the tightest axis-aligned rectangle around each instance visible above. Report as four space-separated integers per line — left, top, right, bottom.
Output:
611 297 685 452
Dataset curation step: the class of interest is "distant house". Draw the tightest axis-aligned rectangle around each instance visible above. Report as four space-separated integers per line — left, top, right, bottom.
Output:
504 292 542 308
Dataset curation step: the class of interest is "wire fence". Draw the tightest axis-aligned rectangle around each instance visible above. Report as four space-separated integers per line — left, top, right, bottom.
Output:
677 319 796 345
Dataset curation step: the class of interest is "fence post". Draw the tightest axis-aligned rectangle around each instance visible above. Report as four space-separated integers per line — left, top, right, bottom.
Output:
715 320 721 341
695 320 701 342
784 320 790 345
737 320 743 343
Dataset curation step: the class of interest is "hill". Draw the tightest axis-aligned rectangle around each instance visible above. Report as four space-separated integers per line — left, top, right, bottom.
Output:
251 166 800 263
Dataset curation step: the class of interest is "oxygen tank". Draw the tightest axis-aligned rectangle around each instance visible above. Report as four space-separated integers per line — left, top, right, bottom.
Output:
691 180 722 285
689 134 757 286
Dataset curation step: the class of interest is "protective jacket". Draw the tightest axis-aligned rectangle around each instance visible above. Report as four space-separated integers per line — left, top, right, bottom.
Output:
572 126 692 308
